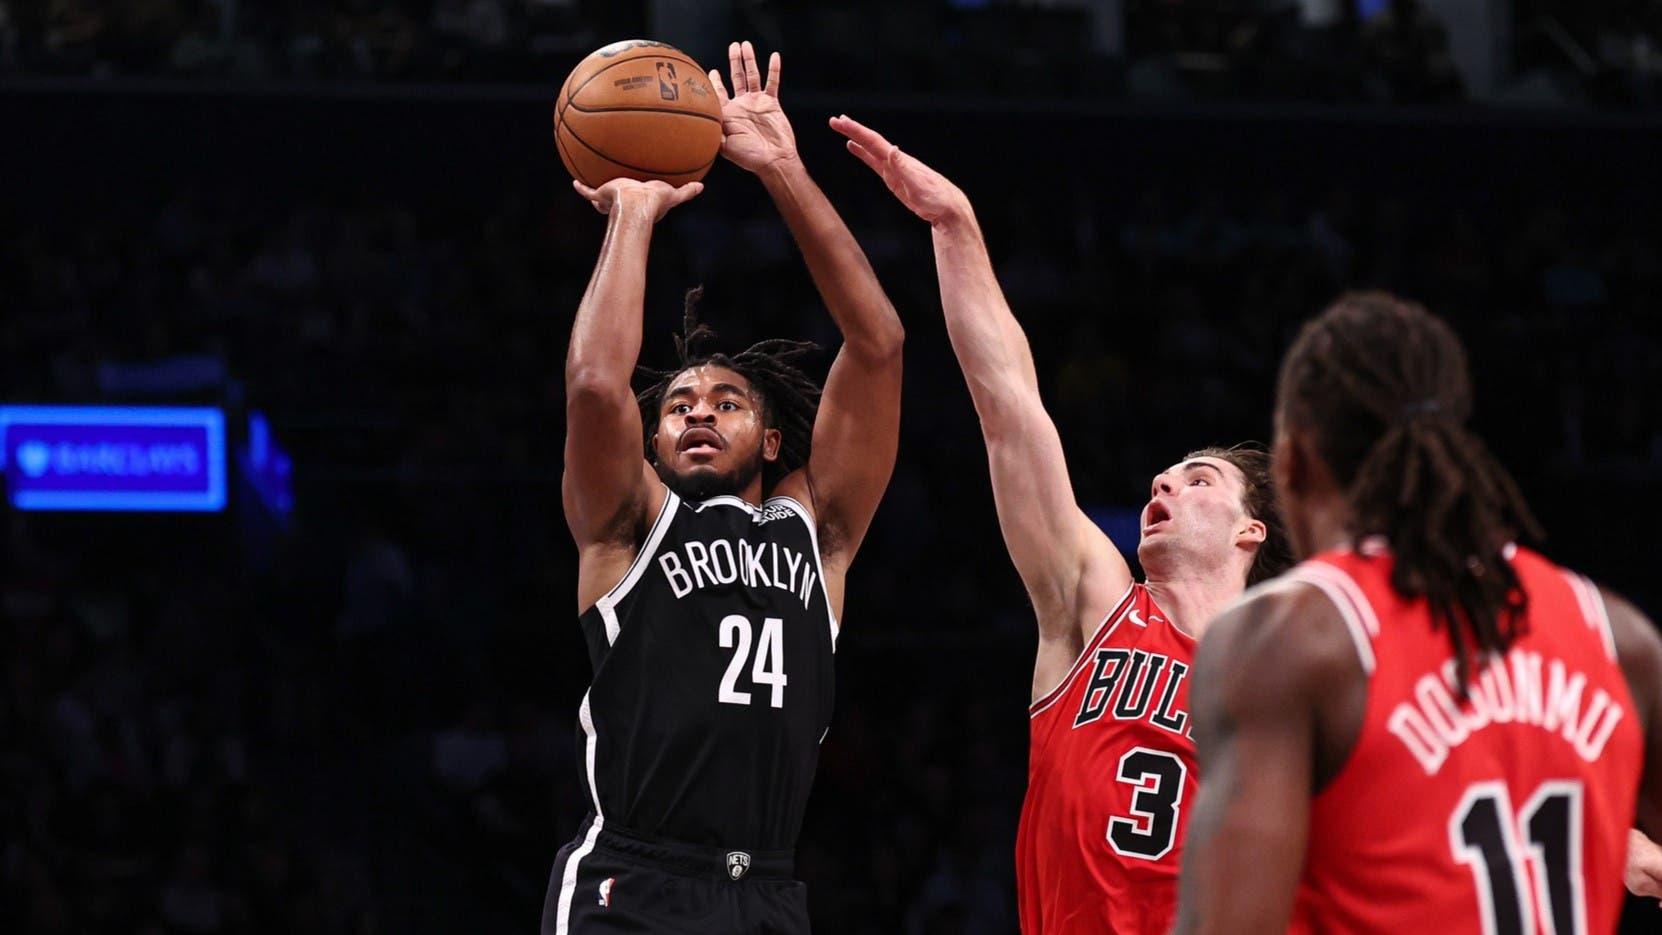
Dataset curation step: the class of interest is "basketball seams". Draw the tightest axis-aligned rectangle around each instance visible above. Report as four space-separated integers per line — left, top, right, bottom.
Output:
554 122 591 187
554 44 719 186
565 118 721 179
568 52 709 106
564 100 722 124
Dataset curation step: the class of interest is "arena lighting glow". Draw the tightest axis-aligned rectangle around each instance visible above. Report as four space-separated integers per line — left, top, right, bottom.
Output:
0 405 226 511
238 411 294 517
1087 506 1143 559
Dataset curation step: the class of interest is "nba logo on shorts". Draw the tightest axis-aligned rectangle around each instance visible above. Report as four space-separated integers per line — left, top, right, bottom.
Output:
597 877 614 907
726 851 751 880
655 62 680 101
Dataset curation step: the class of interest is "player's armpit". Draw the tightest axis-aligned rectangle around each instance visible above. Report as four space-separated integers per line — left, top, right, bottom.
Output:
1175 585 1358 935
787 339 902 569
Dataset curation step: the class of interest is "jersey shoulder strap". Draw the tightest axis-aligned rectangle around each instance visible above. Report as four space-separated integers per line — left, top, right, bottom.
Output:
592 486 682 646
1238 558 1380 675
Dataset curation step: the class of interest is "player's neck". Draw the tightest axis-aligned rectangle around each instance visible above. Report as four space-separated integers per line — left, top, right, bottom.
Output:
1297 495 1354 559
1142 569 1247 642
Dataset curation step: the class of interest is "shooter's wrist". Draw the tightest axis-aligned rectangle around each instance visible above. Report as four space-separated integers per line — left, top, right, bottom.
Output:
756 152 808 190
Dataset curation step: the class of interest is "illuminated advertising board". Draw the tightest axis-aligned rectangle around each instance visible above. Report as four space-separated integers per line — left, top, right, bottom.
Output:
0 406 227 511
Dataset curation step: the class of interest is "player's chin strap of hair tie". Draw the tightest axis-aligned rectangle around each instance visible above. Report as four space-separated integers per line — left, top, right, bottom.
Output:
1396 399 1444 425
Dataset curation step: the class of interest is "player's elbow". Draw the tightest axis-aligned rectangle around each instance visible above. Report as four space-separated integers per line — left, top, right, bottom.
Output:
846 317 905 364
564 373 638 430
565 367 631 409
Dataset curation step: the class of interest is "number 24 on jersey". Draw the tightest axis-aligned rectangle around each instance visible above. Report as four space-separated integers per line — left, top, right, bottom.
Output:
718 614 788 708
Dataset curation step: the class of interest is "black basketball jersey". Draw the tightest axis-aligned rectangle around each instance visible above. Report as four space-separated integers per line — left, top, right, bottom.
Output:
573 487 839 852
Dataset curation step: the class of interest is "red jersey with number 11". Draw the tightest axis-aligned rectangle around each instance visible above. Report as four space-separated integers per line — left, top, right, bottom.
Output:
1285 544 1641 935
1016 583 1197 934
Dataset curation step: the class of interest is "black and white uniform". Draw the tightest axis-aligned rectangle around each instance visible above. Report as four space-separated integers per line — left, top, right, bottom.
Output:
542 489 839 935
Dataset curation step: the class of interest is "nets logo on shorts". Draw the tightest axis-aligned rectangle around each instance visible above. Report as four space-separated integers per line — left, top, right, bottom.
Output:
726 851 751 880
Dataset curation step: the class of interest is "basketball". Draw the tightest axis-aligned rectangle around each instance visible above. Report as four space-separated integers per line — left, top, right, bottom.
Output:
554 40 724 187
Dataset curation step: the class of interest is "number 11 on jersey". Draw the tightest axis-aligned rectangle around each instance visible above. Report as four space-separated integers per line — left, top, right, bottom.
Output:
719 614 788 708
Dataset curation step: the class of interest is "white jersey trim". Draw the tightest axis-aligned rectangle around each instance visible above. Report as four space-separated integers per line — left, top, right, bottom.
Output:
1563 571 1617 661
693 493 758 514
557 694 606 934
594 487 681 645
554 812 602 935
1273 565 1378 674
769 495 840 650
1029 583 1138 718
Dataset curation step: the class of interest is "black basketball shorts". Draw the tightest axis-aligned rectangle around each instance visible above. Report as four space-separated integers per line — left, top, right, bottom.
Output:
541 814 810 934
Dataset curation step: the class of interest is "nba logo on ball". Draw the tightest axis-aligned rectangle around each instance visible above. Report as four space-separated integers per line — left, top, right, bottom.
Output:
726 851 751 880
655 62 679 100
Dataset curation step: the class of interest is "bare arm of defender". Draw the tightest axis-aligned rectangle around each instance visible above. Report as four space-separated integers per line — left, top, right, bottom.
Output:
1606 588 1662 903
710 45 904 588
832 116 1129 667
563 178 702 609
1174 585 1360 935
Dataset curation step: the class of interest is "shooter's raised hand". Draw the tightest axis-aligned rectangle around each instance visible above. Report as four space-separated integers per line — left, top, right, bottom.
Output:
709 41 798 175
830 115 971 227
572 177 703 221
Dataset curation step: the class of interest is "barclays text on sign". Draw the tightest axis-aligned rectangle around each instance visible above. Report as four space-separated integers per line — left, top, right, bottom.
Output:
0 406 227 511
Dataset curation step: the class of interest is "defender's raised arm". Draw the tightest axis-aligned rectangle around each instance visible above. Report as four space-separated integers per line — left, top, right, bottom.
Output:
833 116 1128 670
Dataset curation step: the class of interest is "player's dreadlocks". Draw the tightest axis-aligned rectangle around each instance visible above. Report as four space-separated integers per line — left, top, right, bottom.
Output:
636 287 821 488
1278 292 1543 690
1183 443 1294 587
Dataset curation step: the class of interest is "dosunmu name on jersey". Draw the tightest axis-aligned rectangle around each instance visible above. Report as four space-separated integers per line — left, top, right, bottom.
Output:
1387 647 1627 775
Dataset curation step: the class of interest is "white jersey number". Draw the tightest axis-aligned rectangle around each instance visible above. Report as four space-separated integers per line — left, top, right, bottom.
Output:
718 614 788 708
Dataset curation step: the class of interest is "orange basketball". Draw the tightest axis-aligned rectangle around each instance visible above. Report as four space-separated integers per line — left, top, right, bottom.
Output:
554 40 724 187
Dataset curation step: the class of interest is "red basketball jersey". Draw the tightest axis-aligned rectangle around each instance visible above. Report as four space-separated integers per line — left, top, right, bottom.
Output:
1017 583 1198 934
1282 543 1642 935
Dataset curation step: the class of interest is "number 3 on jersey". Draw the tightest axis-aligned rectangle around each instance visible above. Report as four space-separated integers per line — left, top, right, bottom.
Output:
719 614 787 708
1108 747 1187 860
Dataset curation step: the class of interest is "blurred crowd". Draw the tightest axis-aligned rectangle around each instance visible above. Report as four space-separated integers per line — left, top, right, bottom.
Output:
4 0 1658 106
4 94 1662 933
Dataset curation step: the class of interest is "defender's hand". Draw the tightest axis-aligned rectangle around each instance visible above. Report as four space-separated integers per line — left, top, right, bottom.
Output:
709 41 798 175
830 115 971 226
1629 829 1662 905
573 178 703 220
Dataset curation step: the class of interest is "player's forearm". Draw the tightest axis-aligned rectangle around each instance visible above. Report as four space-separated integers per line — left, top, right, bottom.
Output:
566 201 656 394
930 210 1042 425
759 159 903 360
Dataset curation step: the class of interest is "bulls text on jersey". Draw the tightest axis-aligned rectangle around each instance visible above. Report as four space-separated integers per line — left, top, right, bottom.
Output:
1072 648 1192 738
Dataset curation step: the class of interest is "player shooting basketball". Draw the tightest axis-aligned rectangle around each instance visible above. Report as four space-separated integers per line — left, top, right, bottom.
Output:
833 116 1290 933
1174 293 1662 934
545 43 902 935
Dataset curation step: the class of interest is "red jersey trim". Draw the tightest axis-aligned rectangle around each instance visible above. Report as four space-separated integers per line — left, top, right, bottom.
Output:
1562 571 1617 661
1029 583 1138 718
1283 561 1379 674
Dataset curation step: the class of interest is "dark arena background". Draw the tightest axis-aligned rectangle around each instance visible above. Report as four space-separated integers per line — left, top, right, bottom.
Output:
3 1 1661 933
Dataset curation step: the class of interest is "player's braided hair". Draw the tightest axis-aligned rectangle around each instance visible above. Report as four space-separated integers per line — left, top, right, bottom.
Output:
1183 443 1294 587
636 287 821 487
1278 291 1543 690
